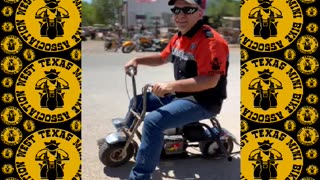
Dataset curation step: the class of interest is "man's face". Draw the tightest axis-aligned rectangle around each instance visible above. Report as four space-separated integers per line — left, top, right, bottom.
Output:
172 0 202 34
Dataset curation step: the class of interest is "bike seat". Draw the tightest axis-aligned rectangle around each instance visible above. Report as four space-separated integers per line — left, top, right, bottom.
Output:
112 118 127 129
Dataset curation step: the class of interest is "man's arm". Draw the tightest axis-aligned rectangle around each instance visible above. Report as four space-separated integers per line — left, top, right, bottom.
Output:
170 75 220 92
134 54 167 66
152 75 220 97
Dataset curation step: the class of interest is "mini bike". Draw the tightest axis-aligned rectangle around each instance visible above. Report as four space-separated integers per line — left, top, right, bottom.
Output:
98 68 239 167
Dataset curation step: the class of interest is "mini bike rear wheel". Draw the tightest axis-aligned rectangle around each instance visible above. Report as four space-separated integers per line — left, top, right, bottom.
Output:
99 142 134 167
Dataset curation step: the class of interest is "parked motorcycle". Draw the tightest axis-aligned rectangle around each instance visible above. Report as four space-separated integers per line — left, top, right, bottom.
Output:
122 34 169 53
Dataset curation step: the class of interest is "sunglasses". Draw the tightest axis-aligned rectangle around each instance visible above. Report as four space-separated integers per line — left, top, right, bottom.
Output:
170 7 199 15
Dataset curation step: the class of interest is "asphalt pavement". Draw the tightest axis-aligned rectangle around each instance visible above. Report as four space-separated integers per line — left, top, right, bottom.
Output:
82 40 241 180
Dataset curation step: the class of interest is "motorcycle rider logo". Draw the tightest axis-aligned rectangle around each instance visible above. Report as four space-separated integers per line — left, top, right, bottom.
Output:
306 78 317 88
23 120 36 132
306 94 318 105
284 120 296 132
35 140 69 180
2 6 13 17
35 69 70 111
306 6 318 17
70 49 81 61
241 129 303 179
23 49 36 61
297 35 318 54
1 106 23 126
306 149 317 159
1 164 14 175
2 93 14 104
297 127 319 146
1 35 23 54
284 49 296 61
249 0 283 39
249 69 283 110
306 165 318 176
249 140 283 179
35 0 70 39
0 127 23 146
297 56 319 75
15 129 81 180
240 49 249 61
1 22 14 32
240 0 303 52
306 23 318 33
1 77 14 88
2 148 14 159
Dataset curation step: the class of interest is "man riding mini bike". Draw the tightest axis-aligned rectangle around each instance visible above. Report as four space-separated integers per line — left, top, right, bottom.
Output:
98 68 239 176
98 0 239 179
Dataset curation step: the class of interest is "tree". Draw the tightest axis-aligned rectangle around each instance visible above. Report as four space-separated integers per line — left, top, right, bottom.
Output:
82 2 96 26
206 0 240 28
92 0 122 25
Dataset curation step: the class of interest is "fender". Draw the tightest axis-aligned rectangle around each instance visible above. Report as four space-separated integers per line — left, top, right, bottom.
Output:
105 131 127 144
122 41 134 47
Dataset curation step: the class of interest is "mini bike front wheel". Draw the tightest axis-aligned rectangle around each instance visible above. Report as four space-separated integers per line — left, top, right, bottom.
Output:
99 141 134 167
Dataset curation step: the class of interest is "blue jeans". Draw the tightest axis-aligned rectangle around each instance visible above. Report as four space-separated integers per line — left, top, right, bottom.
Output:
127 93 215 180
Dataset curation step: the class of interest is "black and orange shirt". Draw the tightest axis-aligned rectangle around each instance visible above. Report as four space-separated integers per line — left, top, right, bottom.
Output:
160 21 229 113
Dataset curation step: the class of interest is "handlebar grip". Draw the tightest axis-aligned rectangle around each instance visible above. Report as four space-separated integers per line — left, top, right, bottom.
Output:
127 66 136 77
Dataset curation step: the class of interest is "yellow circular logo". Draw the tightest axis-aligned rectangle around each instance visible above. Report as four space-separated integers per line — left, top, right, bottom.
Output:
297 127 319 146
306 94 318 104
70 120 81 132
306 165 318 176
241 128 303 180
4 0 20 4
297 35 318 54
297 106 318 125
240 49 249 61
306 78 317 88
2 93 14 103
15 128 81 180
23 49 36 61
241 58 303 123
306 149 317 159
1 106 23 126
306 7 318 17
1 35 23 54
70 49 81 61
15 0 82 52
1 77 13 88
2 148 14 159
306 23 318 33
284 119 296 132
2 22 14 32
2 6 14 17
23 120 36 132
15 57 81 123
240 0 303 52
1 56 23 75
1 127 23 146
1 77 14 88
297 56 319 75
2 164 14 174
241 119 249 132
284 48 296 61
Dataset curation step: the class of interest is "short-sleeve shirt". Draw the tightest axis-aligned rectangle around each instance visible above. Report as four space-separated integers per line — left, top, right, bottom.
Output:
160 20 229 113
